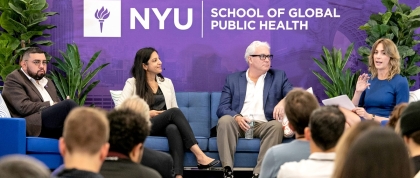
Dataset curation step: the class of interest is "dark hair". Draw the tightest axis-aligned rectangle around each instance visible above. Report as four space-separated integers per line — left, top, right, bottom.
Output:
107 109 151 156
387 103 408 129
339 127 413 178
408 130 420 145
309 106 346 151
131 47 164 106
22 47 46 61
285 88 319 135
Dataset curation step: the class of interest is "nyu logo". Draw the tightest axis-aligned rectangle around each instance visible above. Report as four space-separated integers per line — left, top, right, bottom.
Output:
95 7 110 33
84 0 121 37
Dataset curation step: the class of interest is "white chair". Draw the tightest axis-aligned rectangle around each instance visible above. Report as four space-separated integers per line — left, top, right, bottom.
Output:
0 95 11 118
109 90 122 106
409 89 420 103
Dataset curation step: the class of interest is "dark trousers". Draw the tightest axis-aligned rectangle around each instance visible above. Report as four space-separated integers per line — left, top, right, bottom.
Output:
150 108 197 176
39 100 78 139
142 148 174 178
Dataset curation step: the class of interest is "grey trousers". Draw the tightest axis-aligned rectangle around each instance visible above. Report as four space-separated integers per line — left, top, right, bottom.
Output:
217 115 284 174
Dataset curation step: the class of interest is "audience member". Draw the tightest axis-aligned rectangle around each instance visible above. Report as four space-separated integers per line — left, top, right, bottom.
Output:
117 47 218 178
2 47 78 138
400 101 420 176
56 107 109 178
0 154 50 178
332 121 380 178
346 38 409 126
338 127 413 178
103 95 169 178
387 103 408 129
100 106 161 178
260 88 319 178
277 106 346 178
217 41 293 178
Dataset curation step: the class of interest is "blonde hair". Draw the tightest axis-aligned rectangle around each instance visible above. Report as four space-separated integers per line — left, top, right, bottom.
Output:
332 121 380 178
63 107 109 155
116 95 151 127
368 38 400 80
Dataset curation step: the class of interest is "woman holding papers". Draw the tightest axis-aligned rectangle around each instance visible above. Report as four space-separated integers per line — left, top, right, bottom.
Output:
117 47 219 178
350 38 409 124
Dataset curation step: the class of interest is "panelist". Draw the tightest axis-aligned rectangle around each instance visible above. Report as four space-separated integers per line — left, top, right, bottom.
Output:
348 38 409 126
2 47 78 138
216 41 293 178
116 47 219 178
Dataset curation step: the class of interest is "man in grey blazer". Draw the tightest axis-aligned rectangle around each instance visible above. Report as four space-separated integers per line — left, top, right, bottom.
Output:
2 47 78 138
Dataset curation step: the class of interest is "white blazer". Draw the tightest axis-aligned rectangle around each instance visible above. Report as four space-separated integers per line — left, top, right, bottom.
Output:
116 77 178 108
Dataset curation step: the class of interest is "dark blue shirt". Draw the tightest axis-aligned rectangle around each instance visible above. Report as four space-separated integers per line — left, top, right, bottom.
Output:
359 74 409 117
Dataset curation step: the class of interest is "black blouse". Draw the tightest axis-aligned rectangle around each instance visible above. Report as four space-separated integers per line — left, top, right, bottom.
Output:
150 87 167 111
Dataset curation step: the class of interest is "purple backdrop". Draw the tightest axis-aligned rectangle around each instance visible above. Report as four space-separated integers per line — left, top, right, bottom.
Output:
45 0 420 108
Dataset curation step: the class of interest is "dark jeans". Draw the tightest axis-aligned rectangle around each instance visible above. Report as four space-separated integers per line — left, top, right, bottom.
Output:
150 108 198 176
39 100 78 139
142 148 174 178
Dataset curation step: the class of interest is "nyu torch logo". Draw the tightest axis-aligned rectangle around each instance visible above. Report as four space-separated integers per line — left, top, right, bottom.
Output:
84 0 121 37
95 7 110 33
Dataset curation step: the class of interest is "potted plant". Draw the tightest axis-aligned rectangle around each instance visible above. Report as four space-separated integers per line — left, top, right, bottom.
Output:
312 43 361 99
49 43 110 106
0 0 57 86
357 0 420 86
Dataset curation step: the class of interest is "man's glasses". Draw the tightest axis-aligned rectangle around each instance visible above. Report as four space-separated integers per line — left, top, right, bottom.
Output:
249 54 273 61
27 60 49 66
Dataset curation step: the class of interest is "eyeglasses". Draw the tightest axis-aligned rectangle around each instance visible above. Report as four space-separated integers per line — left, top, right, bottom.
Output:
27 60 49 66
249 54 273 61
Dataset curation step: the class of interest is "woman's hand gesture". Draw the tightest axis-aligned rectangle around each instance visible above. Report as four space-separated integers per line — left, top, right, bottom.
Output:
355 73 370 92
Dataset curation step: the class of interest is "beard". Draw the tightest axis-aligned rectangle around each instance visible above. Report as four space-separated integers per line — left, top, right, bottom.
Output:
27 68 45 80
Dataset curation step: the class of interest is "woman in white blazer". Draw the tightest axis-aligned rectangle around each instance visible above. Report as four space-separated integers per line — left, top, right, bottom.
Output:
117 47 219 178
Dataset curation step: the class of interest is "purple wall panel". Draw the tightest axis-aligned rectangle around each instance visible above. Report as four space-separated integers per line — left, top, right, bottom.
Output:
44 0 420 108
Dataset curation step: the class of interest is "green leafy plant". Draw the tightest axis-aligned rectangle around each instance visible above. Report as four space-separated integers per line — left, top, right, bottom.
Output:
0 0 57 83
357 0 420 86
312 43 361 99
49 43 110 106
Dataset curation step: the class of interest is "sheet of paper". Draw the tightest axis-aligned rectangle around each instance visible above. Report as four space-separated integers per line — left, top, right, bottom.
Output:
321 95 355 110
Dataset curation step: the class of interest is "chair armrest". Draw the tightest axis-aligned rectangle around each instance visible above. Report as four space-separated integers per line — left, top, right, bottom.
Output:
0 118 26 157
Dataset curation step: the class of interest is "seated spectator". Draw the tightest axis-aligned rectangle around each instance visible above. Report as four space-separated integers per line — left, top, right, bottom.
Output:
260 88 319 178
100 97 161 178
338 127 413 178
387 103 408 129
399 101 420 176
0 154 50 178
57 107 110 178
332 121 380 178
2 47 78 138
277 106 346 178
114 96 173 178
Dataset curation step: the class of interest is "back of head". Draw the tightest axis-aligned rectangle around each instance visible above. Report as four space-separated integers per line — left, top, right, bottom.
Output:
63 107 109 155
332 121 380 178
116 95 151 127
387 103 408 129
400 101 420 149
0 155 50 178
107 108 151 156
285 88 319 135
309 106 346 151
339 127 413 178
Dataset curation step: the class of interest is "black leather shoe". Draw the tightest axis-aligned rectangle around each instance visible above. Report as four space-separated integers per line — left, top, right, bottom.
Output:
224 166 234 178
252 173 259 178
197 159 220 169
